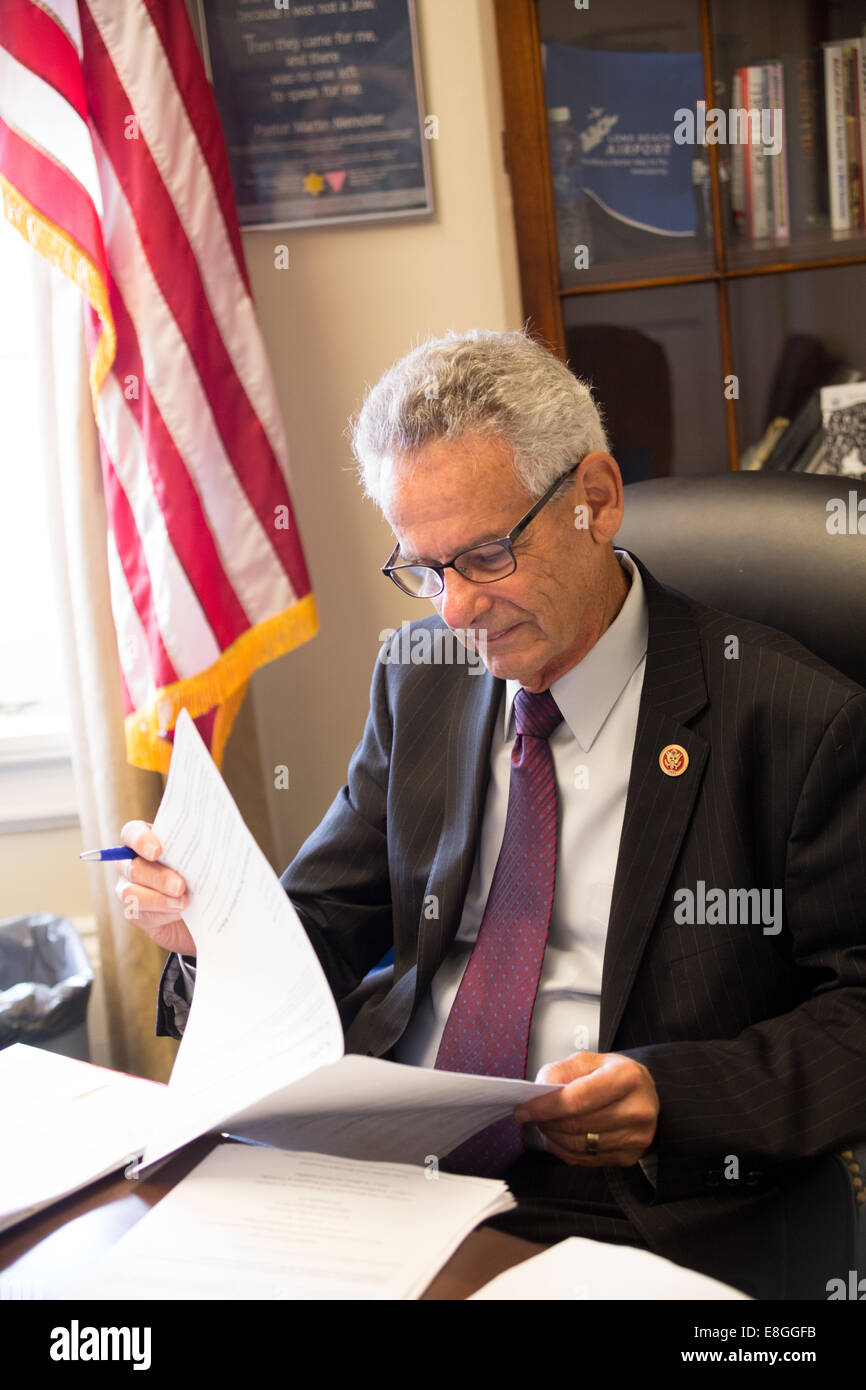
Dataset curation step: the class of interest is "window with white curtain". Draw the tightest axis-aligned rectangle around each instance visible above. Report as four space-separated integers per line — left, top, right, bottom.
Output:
0 215 77 829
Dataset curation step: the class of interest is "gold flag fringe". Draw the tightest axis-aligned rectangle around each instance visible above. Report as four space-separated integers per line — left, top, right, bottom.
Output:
125 592 319 771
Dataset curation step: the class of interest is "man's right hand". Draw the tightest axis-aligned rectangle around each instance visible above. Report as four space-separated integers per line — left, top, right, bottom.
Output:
114 821 196 959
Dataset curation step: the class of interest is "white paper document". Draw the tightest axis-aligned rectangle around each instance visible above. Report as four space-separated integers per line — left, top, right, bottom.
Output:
76 1141 515 1301
0 1044 166 1234
469 1235 753 1300
138 707 559 1171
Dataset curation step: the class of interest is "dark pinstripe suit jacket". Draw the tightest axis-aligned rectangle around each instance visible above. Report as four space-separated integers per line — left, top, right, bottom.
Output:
275 550 866 1298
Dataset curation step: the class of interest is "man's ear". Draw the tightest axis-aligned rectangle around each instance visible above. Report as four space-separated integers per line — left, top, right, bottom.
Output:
576 452 624 541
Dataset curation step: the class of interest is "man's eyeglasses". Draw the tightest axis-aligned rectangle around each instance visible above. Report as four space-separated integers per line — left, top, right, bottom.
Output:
381 460 582 599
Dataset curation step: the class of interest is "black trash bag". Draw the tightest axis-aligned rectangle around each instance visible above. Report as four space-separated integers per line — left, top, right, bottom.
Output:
0 913 93 1049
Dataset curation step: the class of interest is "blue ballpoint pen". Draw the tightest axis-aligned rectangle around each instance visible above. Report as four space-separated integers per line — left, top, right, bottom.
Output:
79 846 138 862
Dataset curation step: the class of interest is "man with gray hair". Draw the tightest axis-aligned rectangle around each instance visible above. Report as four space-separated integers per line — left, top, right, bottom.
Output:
123 328 866 1300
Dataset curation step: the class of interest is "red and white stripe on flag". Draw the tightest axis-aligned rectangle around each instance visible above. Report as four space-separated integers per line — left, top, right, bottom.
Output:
0 0 318 771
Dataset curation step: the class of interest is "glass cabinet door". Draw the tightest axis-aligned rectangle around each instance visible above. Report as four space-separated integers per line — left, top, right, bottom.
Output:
537 0 712 289
562 282 728 481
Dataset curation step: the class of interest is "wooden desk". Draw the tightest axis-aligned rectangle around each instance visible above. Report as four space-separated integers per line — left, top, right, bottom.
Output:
0 1138 546 1300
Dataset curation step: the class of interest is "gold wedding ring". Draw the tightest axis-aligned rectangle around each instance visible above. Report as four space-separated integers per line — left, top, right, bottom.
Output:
586 1132 600 1155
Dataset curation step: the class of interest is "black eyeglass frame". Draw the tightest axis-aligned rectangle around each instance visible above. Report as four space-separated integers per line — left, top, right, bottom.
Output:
380 459 583 598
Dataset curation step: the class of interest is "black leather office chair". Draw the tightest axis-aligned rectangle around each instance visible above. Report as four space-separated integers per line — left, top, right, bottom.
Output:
616 469 866 1300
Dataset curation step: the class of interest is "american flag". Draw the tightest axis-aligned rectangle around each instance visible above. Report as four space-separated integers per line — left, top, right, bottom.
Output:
0 0 318 771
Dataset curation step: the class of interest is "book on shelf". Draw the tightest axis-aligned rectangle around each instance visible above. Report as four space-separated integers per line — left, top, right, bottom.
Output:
858 38 866 227
731 62 789 241
825 42 850 230
781 50 827 235
756 364 862 473
728 37 866 245
740 416 790 470
821 381 866 477
790 424 828 474
842 41 863 229
730 70 747 234
748 65 771 238
761 390 824 472
767 63 790 238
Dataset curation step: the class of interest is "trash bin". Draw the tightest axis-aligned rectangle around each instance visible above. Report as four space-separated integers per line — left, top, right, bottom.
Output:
0 913 94 1061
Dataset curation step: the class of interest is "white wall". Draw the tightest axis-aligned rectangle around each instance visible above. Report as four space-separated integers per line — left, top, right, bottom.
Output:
0 825 92 920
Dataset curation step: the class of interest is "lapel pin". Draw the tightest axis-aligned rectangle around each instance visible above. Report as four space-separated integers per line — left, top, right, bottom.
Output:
659 744 689 776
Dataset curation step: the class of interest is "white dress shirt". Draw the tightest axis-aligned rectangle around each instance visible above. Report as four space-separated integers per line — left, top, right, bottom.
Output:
391 550 649 1151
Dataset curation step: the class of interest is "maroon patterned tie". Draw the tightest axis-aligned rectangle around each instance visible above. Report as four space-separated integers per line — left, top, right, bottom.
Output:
434 686 563 1176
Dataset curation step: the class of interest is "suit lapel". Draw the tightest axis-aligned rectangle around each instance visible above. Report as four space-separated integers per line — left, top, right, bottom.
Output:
599 555 709 1051
414 664 503 999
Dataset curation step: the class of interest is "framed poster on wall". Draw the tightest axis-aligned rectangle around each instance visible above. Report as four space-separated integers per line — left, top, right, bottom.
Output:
196 0 434 230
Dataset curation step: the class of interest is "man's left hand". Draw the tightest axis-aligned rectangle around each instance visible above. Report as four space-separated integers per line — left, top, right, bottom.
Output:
513 1052 659 1166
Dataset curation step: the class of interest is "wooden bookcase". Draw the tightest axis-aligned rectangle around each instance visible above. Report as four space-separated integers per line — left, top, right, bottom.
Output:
492 0 866 474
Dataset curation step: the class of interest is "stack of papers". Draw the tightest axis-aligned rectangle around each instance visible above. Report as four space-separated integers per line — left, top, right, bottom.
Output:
0 1044 165 1235
469 1236 752 1300
70 1142 514 1301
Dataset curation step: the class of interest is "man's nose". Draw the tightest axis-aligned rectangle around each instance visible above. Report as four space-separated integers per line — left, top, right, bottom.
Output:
435 568 492 631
